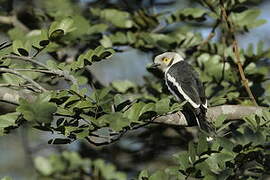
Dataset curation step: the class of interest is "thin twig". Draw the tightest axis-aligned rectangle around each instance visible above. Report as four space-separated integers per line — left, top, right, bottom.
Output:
220 3 258 106
0 68 46 92
197 19 220 50
0 83 39 92
86 130 127 146
13 68 77 85
232 41 258 106
201 0 217 13
2 55 78 85
2 55 48 69
218 36 227 85
0 83 23 88
14 68 56 73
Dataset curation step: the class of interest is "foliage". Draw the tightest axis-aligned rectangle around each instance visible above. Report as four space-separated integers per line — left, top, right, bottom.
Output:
34 151 127 180
0 0 269 179
0 177 12 180
138 109 270 179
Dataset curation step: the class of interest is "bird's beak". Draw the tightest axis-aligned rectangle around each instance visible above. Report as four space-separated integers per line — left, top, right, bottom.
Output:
149 63 161 68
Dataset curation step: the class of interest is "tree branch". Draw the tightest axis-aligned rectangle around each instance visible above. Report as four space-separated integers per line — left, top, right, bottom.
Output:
232 41 258 106
14 68 78 85
2 55 48 69
220 3 258 106
85 105 266 146
0 87 35 104
1 55 78 85
152 105 266 126
0 68 47 92
197 19 220 50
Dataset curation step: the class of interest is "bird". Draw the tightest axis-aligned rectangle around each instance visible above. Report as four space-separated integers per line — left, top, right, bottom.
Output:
151 52 213 133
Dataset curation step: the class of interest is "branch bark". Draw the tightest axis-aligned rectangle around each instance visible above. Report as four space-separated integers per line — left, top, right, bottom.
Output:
152 105 266 126
2 55 48 69
1 55 78 85
0 68 47 92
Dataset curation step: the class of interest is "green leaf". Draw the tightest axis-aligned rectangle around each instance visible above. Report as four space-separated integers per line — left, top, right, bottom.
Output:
12 40 30 56
174 151 190 170
27 29 49 49
138 170 149 179
17 93 57 124
123 102 155 122
1 177 13 180
167 8 208 24
2 73 25 85
155 98 170 114
77 46 114 68
64 126 90 139
133 9 159 29
93 159 127 180
257 40 264 55
226 92 240 101
56 106 75 116
243 114 257 130
188 142 197 163
49 18 75 40
91 87 112 104
62 151 89 170
88 23 108 35
230 9 267 30
100 32 129 47
205 152 234 174
214 114 227 127
149 170 168 180
262 109 270 122
8 28 25 41
216 137 234 152
70 15 91 37
0 112 19 136
123 102 145 122
197 134 208 155
112 80 136 93
98 113 130 131
44 0 75 18
34 156 53 176
114 94 130 107
46 60 58 69
91 8 133 28
170 101 185 112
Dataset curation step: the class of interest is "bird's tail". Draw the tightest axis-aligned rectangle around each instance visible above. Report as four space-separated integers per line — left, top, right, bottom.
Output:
195 106 215 134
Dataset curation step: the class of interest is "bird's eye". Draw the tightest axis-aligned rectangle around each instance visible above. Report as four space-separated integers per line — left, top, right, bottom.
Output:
162 57 170 62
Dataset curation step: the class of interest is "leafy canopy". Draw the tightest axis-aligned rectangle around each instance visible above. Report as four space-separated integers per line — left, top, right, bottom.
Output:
0 0 269 179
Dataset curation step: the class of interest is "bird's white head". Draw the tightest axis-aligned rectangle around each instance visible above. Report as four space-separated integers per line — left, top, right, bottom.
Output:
153 52 184 72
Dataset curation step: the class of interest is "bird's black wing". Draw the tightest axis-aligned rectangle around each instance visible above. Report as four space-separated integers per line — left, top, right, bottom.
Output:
165 61 206 108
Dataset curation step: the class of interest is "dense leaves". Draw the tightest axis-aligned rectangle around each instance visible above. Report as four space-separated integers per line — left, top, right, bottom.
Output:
138 110 270 179
17 93 57 124
0 0 269 179
34 151 126 180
